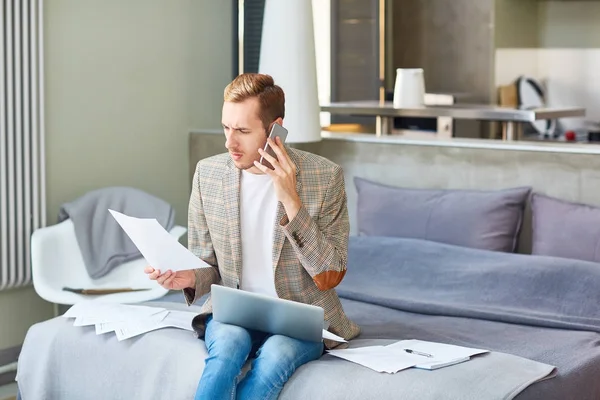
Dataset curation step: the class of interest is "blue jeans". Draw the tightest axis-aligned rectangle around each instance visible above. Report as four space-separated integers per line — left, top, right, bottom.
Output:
194 315 324 400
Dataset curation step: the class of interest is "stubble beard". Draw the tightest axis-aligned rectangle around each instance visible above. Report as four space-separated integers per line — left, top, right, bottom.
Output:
232 155 259 171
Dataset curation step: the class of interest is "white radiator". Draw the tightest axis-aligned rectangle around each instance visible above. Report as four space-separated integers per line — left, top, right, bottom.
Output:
0 0 46 291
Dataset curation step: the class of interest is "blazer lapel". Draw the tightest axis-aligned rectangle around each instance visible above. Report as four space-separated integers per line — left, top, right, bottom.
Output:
223 157 242 285
272 148 302 270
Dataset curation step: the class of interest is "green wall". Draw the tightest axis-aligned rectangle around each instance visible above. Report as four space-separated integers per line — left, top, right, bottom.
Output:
538 1 600 48
495 0 540 49
0 0 232 351
495 0 600 49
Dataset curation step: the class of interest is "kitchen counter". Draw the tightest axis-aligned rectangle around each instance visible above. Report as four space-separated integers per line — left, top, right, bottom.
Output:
320 100 586 139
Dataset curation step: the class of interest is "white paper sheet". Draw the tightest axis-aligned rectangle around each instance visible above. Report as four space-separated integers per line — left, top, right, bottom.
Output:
64 301 166 323
322 330 347 343
65 302 197 340
386 339 488 361
108 209 212 272
114 310 197 341
327 339 490 373
160 310 198 330
113 310 171 340
95 321 121 335
386 339 488 370
327 346 417 373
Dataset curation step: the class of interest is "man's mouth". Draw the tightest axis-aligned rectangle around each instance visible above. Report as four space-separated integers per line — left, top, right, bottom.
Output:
230 152 243 160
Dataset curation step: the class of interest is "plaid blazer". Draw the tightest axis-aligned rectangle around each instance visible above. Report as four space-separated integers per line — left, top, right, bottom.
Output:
183 147 360 348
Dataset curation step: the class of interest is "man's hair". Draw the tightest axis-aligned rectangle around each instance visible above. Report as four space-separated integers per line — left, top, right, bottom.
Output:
224 73 285 130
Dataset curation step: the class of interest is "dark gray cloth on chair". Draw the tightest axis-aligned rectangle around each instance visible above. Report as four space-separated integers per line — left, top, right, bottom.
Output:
58 187 175 279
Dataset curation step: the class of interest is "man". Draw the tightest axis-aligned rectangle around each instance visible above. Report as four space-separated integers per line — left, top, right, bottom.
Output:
145 73 360 399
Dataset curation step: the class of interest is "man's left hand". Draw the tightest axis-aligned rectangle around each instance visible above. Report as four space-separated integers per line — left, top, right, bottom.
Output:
254 137 301 221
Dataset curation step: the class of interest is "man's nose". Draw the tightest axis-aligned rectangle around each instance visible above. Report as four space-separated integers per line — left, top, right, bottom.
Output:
225 133 236 150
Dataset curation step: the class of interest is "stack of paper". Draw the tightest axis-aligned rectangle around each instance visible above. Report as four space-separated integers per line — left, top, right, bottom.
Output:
327 339 489 373
63 301 198 341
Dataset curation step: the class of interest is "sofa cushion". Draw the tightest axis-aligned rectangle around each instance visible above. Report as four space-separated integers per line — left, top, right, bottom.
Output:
532 193 600 263
354 177 531 252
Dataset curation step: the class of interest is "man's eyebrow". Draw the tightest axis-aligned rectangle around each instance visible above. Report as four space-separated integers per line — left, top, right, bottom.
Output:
222 124 250 131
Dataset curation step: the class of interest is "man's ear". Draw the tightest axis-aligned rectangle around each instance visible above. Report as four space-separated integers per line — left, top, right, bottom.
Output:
275 117 284 126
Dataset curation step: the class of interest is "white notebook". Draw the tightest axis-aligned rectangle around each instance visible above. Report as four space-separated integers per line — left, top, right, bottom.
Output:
414 356 471 370
327 339 489 373
387 339 488 370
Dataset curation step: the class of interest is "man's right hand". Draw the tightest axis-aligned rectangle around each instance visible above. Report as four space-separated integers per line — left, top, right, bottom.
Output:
144 267 196 291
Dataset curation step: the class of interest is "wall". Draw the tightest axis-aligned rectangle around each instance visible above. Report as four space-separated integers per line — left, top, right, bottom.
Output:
0 0 232 352
538 1 600 48
0 287 52 351
190 131 600 254
495 48 600 130
45 0 190 226
494 1 600 49
494 0 540 48
189 0 234 129
495 1 600 131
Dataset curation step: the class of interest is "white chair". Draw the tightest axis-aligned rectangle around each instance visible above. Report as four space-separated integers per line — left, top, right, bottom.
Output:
31 219 187 306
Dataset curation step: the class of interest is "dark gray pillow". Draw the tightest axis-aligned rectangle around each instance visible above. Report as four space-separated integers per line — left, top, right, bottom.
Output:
532 193 600 262
354 177 531 253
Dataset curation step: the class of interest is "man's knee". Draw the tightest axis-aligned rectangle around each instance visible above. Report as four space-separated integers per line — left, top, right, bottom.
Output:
257 335 323 370
206 321 252 362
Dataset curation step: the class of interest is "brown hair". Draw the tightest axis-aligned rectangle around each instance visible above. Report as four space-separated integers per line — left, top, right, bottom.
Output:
224 73 285 130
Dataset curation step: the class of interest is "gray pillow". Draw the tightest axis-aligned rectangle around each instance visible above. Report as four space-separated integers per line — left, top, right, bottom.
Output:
532 193 600 263
354 177 531 253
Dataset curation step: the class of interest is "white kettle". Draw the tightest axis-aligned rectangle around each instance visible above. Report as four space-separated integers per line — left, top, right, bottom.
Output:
393 68 425 108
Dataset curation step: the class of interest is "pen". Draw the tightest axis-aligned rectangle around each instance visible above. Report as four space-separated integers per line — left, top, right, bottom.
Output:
404 348 433 358
62 287 151 295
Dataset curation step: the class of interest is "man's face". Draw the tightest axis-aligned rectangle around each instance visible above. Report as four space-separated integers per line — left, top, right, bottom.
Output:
222 97 269 171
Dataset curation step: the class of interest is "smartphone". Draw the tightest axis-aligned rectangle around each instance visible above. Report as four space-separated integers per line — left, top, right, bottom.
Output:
260 122 288 169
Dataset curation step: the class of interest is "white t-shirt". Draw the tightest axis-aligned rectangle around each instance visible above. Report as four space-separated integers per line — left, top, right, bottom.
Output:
239 170 279 297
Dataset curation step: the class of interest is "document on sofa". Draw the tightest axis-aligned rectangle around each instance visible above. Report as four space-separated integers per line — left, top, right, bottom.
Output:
109 209 212 272
327 339 489 373
112 309 197 341
63 302 197 340
63 301 167 325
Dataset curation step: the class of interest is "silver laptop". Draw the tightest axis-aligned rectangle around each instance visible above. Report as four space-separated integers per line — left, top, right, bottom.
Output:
211 284 324 343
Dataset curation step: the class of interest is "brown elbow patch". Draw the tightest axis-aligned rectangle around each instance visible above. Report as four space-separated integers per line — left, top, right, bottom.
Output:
313 270 347 290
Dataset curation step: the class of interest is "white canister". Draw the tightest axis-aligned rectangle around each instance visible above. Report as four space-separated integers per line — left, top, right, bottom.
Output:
393 68 425 108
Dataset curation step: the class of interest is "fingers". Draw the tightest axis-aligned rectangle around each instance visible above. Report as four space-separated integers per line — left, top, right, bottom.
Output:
253 159 276 176
258 138 293 175
156 270 172 286
257 146 279 170
267 137 292 171
163 273 176 288
146 267 173 285
147 269 161 280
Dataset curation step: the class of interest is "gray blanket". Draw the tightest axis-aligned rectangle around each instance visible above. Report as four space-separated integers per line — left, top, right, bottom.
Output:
58 187 175 279
340 236 600 333
18 237 600 399
16 302 554 400
328 236 600 399
283 339 554 400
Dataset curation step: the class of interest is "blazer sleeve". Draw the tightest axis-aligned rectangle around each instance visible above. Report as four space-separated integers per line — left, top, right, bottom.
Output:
279 165 350 291
182 163 221 305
